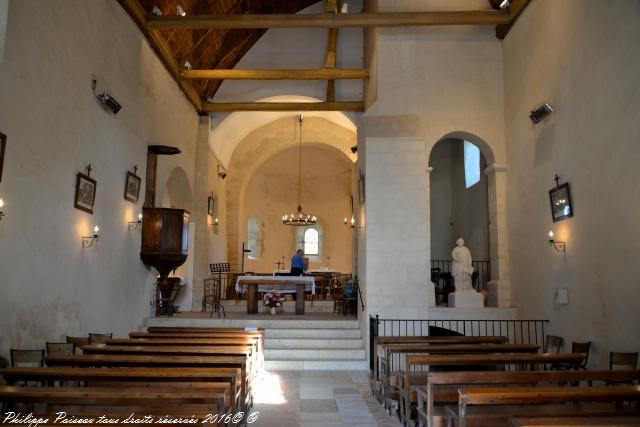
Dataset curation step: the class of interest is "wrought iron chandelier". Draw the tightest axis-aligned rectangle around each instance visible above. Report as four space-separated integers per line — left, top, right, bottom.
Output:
282 115 317 226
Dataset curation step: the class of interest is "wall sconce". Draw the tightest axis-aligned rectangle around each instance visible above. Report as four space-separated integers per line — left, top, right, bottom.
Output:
548 231 566 252
128 213 143 231
344 216 363 229
82 225 100 248
0 197 5 220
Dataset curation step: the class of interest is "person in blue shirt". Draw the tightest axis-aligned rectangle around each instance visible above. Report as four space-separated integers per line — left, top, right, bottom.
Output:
290 249 307 275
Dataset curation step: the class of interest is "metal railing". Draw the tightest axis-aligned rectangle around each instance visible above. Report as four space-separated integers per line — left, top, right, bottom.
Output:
369 315 550 371
431 259 491 291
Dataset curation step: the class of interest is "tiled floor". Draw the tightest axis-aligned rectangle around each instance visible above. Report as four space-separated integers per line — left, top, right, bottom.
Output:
251 370 401 427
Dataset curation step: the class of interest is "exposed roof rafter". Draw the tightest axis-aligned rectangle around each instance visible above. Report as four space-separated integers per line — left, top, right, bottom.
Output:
147 11 511 30
202 102 364 112
180 68 368 80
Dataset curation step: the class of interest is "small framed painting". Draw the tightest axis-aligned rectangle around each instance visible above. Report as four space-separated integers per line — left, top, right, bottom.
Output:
208 195 216 216
124 171 141 203
74 172 97 214
549 182 573 222
0 132 6 182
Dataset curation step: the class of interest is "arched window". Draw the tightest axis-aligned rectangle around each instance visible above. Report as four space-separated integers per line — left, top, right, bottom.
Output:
247 218 262 260
303 228 319 255
464 140 481 188
295 224 323 261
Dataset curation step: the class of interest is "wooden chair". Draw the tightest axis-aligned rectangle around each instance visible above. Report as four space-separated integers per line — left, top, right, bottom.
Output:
572 341 592 369
66 336 90 354
610 352 639 371
45 342 74 355
544 335 563 353
89 332 113 344
10 349 45 367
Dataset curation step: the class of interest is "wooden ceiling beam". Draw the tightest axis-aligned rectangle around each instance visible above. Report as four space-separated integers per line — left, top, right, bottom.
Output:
118 0 202 111
495 0 531 39
147 11 510 29
201 101 364 112
180 68 368 80
324 0 340 102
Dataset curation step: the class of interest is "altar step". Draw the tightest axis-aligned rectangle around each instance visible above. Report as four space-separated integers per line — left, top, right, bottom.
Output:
263 324 368 370
220 299 336 314
143 317 369 370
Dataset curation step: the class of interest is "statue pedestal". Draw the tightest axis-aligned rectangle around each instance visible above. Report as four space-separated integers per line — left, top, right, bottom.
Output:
448 291 484 308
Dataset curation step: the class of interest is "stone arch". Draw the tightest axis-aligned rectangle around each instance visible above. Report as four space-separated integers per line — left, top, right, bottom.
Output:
429 131 496 166
226 116 355 270
427 131 510 307
210 95 358 169
164 166 195 212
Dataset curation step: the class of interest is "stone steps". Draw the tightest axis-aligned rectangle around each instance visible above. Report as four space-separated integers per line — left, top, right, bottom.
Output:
267 338 364 349
265 328 361 339
264 360 369 370
265 348 366 360
144 316 367 370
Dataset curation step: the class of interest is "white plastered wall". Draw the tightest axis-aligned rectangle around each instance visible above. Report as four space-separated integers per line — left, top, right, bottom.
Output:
503 0 640 368
0 0 198 357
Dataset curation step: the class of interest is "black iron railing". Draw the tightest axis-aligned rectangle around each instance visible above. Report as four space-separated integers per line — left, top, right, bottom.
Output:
431 259 491 291
369 315 550 371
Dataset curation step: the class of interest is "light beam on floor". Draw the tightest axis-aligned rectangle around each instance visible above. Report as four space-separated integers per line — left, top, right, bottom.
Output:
253 370 287 405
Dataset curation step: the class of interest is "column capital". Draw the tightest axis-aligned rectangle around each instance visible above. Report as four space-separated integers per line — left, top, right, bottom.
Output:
484 163 508 176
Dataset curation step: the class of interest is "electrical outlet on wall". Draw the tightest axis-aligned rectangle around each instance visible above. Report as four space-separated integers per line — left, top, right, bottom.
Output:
554 288 569 305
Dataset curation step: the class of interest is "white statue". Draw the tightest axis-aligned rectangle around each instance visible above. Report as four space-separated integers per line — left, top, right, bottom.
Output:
451 238 475 293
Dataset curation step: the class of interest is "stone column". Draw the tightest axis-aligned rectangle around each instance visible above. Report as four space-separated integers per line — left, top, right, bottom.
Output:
191 116 211 311
425 166 437 308
485 163 510 307
360 115 431 319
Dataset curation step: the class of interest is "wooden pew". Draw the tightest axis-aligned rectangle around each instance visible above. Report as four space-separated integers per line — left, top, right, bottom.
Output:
81 344 252 356
416 370 640 427
45 354 253 410
110 337 257 346
378 344 539 423
2 366 241 413
147 326 262 334
372 336 508 399
131 331 263 338
509 416 640 426
401 353 586 426
0 385 228 426
452 385 640 427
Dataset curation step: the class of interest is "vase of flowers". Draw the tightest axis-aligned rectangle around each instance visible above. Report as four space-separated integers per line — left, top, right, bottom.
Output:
263 292 285 315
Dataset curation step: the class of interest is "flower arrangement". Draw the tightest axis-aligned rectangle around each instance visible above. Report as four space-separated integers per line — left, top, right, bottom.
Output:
262 292 285 308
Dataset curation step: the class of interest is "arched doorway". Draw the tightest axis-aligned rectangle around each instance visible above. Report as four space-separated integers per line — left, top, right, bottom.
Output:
428 136 493 306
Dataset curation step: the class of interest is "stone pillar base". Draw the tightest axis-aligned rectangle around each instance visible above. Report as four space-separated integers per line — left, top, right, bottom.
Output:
487 280 511 308
427 282 437 308
448 291 484 308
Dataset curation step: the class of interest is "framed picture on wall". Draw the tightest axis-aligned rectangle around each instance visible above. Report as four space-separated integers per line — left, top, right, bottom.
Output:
74 172 97 214
0 132 6 182
124 171 141 203
549 182 573 222
208 195 216 216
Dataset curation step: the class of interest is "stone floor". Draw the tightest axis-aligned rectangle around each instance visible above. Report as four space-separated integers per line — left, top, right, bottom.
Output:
251 370 400 427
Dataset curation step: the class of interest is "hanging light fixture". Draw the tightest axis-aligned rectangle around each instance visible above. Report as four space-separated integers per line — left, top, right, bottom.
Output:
282 115 317 226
